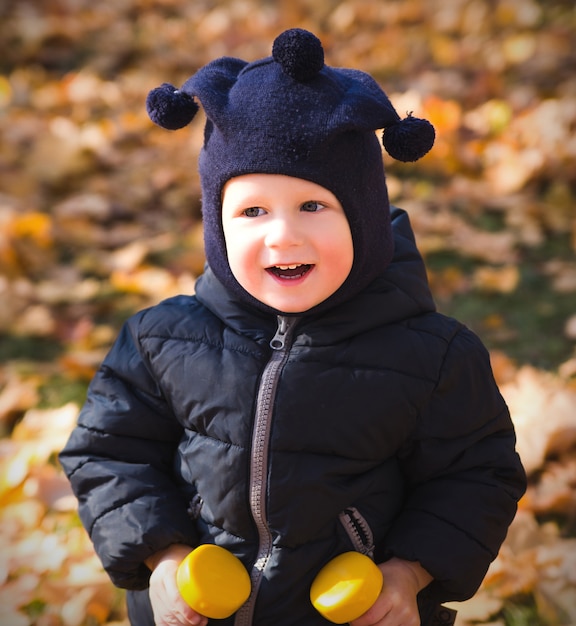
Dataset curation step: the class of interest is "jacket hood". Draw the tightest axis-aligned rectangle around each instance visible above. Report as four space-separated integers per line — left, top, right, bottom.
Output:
195 207 436 343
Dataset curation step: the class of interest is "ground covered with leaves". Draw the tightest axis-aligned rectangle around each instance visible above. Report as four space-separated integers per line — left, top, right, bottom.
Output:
1 0 575 624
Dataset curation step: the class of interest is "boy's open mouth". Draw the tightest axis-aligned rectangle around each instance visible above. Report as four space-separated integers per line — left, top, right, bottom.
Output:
267 264 313 280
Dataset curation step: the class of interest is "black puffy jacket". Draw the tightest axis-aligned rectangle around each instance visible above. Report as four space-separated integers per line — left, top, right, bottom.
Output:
60 208 526 625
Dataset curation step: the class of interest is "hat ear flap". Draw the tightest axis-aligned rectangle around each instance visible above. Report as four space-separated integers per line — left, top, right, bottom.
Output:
382 114 435 162
146 83 199 130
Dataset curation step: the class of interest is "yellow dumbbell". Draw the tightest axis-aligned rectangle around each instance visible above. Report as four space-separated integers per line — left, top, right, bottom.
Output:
310 551 384 624
176 544 251 619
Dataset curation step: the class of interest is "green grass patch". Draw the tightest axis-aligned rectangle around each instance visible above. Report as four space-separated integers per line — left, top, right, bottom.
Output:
427 235 575 370
38 375 89 409
0 335 63 362
502 595 544 626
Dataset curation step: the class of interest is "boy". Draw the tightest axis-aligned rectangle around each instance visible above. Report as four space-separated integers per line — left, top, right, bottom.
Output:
60 28 526 626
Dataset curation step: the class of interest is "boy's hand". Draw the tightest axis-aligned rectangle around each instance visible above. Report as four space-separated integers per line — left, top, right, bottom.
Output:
146 544 208 626
351 558 432 626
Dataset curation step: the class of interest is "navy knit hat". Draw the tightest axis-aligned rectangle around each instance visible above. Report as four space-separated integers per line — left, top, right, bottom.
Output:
146 28 435 314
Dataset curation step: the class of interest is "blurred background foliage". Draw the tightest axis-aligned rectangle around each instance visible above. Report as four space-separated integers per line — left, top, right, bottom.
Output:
0 0 575 624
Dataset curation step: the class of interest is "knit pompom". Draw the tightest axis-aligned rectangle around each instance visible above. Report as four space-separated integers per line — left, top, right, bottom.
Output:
382 115 436 162
272 28 324 82
146 83 199 130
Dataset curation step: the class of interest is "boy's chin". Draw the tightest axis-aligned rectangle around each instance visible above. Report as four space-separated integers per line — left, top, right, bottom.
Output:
259 294 316 314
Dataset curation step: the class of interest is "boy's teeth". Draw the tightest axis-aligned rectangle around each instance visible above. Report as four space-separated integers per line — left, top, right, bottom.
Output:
276 264 300 270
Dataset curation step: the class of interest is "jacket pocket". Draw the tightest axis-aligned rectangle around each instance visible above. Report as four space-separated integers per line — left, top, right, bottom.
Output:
338 507 375 558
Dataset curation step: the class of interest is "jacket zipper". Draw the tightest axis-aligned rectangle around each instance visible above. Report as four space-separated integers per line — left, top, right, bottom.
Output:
338 507 375 558
234 315 299 626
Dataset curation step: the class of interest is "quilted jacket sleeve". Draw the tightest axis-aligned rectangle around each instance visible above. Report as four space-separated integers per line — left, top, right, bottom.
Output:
59 312 199 590
383 324 526 602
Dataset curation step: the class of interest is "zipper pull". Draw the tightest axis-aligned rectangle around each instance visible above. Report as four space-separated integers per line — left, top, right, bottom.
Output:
270 316 289 350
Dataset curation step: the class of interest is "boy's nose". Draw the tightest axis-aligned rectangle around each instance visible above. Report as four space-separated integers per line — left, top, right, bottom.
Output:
264 216 303 248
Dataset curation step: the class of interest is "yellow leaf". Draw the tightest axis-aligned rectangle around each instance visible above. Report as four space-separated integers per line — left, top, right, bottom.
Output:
523 458 576 516
501 367 576 473
0 444 38 493
422 95 462 134
535 539 576 624
464 100 513 136
11 213 53 248
502 34 536 64
0 374 39 423
12 403 79 445
445 591 503 622
23 464 75 511
0 75 12 108
473 265 520 293
110 266 179 300
61 587 96 626
482 313 506 330
483 544 539 597
0 497 44 533
0 572 39 616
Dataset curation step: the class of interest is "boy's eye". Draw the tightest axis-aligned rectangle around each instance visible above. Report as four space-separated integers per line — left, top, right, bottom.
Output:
243 207 265 217
301 201 324 212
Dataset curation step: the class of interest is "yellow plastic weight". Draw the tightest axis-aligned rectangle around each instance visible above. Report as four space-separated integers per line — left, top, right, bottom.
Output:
176 544 251 619
310 552 384 624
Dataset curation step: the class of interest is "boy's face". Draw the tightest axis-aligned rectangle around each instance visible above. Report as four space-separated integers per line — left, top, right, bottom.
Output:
222 174 353 313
